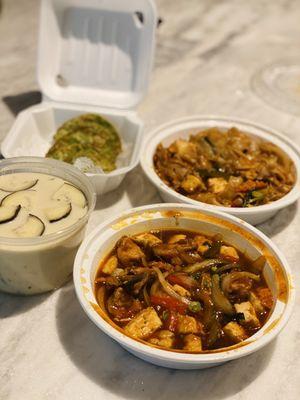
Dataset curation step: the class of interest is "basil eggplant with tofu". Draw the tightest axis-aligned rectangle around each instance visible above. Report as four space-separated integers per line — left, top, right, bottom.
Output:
153 127 296 207
46 114 122 172
95 229 274 352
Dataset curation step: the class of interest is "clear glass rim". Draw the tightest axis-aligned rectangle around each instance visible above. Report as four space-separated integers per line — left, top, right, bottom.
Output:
251 58 300 116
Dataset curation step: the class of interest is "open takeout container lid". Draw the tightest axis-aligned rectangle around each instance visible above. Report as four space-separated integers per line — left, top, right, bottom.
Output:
37 0 157 110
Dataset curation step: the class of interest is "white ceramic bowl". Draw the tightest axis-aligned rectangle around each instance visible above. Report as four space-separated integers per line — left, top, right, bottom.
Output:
74 203 294 369
140 116 300 225
0 157 96 295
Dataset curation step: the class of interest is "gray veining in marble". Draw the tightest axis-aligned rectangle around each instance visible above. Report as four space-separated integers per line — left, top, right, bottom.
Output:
1 0 300 399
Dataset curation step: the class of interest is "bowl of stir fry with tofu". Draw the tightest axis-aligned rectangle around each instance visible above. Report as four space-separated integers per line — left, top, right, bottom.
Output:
74 204 294 369
140 116 300 225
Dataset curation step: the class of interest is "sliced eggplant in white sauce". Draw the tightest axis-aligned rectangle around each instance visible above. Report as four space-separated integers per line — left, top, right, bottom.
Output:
53 183 86 208
0 205 21 224
0 178 38 192
14 214 45 237
44 202 72 223
0 190 36 209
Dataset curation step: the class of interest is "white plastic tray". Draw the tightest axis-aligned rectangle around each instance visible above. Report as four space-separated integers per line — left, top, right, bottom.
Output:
1 0 157 195
1 103 143 194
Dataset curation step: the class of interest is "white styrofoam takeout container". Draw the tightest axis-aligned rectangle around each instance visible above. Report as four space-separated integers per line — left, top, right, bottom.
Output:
140 116 300 225
1 0 157 195
74 203 295 369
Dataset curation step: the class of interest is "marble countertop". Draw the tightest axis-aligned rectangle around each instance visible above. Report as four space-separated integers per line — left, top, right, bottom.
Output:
1 0 300 399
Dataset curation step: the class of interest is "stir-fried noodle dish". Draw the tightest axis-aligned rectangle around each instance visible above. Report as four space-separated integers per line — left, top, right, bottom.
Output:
154 127 296 207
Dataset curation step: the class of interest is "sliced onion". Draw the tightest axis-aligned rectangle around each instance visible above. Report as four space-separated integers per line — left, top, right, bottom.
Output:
252 255 266 272
150 279 160 296
221 271 260 294
153 266 191 306
184 259 224 274
96 286 106 312
143 285 151 306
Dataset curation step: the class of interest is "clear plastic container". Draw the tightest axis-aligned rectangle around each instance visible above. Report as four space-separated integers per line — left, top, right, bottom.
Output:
0 157 96 295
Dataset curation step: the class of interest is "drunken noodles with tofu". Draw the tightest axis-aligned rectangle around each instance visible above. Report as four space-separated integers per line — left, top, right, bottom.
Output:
153 127 296 207
95 230 274 352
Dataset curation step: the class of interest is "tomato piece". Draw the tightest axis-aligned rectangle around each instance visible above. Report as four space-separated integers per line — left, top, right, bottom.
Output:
150 295 187 314
167 273 197 290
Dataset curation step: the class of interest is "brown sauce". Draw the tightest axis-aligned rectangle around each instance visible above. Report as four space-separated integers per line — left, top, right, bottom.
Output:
94 229 274 353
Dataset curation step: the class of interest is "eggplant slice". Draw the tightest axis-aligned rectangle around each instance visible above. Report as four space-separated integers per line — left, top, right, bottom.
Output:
44 202 72 223
0 179 38 192
0 205 21 224
15 214 45 237
1 190 36 209
53 183 86 208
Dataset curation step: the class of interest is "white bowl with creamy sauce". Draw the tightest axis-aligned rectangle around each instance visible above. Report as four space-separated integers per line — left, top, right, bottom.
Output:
140 116 300 225
74 204 294 369
0 157 96 295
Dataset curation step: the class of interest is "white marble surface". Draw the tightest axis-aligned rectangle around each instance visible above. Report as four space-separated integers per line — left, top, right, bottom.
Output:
1 0 300 399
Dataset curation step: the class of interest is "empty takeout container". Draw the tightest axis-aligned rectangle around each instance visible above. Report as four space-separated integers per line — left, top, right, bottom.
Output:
1 0 157 195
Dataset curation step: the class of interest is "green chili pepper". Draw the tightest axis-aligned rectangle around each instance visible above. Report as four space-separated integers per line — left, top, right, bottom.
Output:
188 301 202 313
252 190 265 200
162 310 169 320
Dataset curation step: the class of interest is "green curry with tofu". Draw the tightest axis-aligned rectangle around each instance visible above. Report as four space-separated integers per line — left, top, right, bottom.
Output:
94 230 274 352
153 127 296 207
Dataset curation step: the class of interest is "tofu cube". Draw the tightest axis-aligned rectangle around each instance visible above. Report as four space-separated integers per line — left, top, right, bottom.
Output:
220 245 239 262
249 292 264 313
148 330 175 348
183 334 202 351
223 321 247 343
168 234 187 244
177 315 200 334
193 235 212 254
102 256 118 275
134 233 162 247
234 301 260 328
124 307 162 339
208 177 227 194
172 139 198 162
117 237 145 266
181 175 204 193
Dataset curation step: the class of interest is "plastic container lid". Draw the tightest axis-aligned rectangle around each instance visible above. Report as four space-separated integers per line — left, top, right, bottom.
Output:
37 0 157 109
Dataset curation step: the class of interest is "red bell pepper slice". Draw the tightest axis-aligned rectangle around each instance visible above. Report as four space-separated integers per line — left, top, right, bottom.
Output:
167 273 197 290
150 295 187 314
